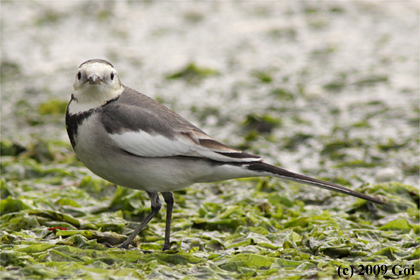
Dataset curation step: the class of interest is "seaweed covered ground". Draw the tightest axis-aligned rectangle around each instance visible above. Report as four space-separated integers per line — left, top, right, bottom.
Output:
1 142 419 279
1 1 419 279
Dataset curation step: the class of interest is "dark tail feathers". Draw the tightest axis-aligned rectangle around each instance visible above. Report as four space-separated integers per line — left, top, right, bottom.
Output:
246 161 386 204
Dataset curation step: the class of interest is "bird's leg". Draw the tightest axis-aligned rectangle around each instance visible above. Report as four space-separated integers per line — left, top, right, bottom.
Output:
161 191 174 251
119 190 161 249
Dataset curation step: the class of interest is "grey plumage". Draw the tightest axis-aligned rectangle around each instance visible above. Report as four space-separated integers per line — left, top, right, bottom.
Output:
101 87 195 136
66 59 386 251
80 58 114 68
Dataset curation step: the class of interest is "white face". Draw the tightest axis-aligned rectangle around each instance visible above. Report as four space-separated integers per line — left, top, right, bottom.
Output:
70 60 124 114
73 61 122 92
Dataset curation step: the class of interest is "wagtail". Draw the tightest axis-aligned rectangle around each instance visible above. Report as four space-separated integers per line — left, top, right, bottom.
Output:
66 59 385 251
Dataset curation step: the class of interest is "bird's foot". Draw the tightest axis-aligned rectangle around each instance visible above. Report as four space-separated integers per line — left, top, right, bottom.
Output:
118 241 131 249
161 243 171 251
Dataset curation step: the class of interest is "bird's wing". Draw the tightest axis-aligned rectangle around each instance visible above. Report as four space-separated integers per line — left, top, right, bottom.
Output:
108 127 262 162
101 93 262 162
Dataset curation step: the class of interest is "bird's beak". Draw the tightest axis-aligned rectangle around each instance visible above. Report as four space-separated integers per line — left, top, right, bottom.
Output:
88 74 102 84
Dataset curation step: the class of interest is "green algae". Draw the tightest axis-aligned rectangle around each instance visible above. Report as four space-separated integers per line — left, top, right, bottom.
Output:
1 144 419 279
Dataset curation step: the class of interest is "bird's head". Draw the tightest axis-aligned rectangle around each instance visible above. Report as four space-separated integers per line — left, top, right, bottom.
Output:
70 59 124 113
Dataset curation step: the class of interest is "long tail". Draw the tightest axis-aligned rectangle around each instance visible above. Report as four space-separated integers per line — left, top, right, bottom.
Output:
245 161 386 204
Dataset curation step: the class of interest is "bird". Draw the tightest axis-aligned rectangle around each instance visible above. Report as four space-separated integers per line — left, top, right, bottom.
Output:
66 59 386 251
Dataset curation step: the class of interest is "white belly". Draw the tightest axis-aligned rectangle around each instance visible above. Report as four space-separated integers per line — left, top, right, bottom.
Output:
73 116 254 192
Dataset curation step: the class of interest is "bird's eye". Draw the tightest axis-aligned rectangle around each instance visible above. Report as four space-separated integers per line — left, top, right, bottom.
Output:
77 72 81 80
110 72 115 80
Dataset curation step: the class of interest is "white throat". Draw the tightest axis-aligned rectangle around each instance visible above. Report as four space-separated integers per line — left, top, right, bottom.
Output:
69 84 124 114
